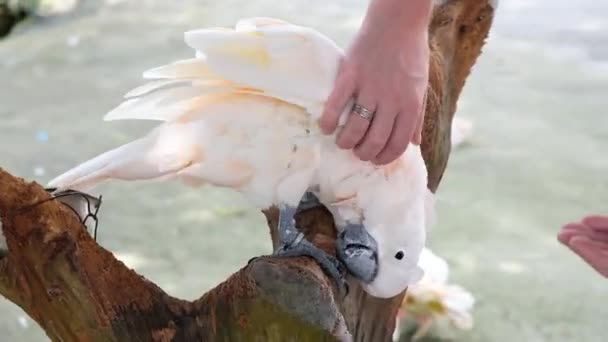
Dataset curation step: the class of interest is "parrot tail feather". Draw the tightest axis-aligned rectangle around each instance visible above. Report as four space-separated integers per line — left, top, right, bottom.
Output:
47 128 201 192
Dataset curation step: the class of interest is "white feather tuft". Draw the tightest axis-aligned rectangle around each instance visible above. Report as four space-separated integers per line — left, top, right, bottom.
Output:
142 58 219 80
124 79 193 99
48 125 200 191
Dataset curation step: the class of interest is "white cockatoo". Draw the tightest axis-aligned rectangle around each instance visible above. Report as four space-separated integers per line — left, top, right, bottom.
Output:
393 248 475 341
48 17 433 298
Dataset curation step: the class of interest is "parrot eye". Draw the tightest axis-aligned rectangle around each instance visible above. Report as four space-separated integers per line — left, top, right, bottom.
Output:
394 251 404 260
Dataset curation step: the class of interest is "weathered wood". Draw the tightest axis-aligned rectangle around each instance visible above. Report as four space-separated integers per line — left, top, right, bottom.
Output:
0 169 348 341
422 0 497 191
0 1 496 341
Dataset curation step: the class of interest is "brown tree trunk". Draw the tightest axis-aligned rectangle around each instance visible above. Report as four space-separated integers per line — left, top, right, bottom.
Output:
0 1 496 341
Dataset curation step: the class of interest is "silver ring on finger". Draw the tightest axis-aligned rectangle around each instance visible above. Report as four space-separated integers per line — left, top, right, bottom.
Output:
352 103 375 121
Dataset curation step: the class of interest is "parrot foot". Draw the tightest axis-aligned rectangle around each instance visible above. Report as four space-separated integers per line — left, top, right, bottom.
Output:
275 237 347 295
294 192 379 285
256 197 348 296
336 222 378 284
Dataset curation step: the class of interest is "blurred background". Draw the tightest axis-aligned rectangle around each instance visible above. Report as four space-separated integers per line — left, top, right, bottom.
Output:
0 0 607 341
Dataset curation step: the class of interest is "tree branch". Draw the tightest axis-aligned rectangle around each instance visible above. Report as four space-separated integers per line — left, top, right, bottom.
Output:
0 1 496 341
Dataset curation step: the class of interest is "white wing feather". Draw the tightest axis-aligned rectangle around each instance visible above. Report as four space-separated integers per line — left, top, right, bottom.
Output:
142 58 221 80
104 21 342 123
183 21 342 115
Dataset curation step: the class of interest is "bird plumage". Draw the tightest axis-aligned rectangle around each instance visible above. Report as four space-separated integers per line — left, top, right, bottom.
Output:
48 17 432 298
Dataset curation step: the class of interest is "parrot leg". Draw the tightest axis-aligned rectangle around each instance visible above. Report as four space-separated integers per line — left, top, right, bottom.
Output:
296 192 380 284
336 222 379 284
273 203 347 294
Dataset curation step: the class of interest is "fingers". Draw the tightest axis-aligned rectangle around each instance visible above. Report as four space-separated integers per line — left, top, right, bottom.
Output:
557 228 576 246
582 215 608 232
336 93 376 150
558 218 608 248
319 64 356 135
570 236 608 255
568 235 608 277
559 219 608 278
371 90 425 165
321 64 426 165
354 102 398 161
558 223 592 245
372 109 415 165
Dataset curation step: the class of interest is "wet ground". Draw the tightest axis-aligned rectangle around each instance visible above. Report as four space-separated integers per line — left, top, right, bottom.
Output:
0 0 607 341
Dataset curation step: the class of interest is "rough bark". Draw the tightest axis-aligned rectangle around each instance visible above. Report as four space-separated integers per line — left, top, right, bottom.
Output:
0 1 496 341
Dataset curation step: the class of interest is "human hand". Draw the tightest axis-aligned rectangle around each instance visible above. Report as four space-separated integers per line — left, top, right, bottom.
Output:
558 215 608 278
319 0 431 165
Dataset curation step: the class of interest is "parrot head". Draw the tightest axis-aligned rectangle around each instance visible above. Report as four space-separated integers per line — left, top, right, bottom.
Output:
335 212 426 299
361 220 426 299
329 163 430 298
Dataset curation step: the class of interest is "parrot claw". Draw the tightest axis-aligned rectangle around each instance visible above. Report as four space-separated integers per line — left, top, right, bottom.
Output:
336 223 379 284
275 236 348 296
268 198 348 296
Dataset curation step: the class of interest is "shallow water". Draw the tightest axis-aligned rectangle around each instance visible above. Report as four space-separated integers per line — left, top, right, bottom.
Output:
1 1 607 341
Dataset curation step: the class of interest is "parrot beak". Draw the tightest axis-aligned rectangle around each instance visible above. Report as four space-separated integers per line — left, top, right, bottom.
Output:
336 223 379 283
